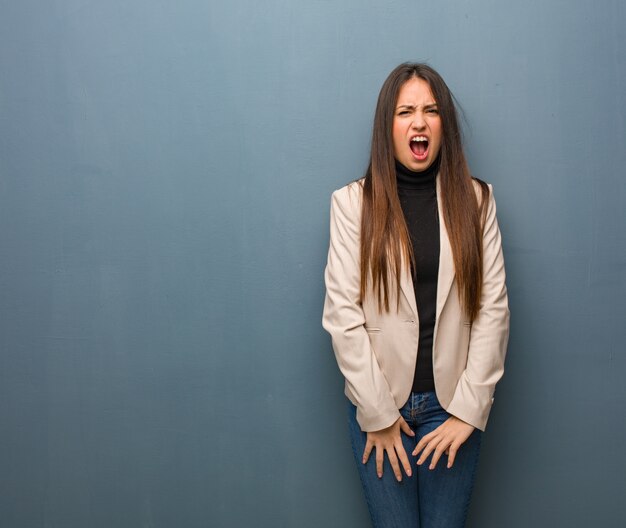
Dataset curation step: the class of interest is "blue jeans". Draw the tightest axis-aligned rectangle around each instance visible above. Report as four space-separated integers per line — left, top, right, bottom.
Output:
348 392 481 528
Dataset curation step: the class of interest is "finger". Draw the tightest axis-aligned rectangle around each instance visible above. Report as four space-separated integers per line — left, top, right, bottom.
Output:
417 439 437 465
395 443 412 478
376 446 384 478
412 432 433 456
362 440 373 464
399 419 415 437
429 445 448 470
447 443 460 469
387 448 402 482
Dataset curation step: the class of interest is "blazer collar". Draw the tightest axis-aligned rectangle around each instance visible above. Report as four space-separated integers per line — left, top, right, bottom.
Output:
435 177 455 321
398 175 455 321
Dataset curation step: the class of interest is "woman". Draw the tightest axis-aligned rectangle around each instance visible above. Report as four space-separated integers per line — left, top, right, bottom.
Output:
322 63 509 527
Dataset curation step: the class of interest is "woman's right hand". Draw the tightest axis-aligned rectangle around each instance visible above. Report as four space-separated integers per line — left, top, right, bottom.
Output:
363 416 415 481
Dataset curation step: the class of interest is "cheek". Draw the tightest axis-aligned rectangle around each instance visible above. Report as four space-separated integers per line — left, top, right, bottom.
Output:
432 123 443 148
392 126 404 152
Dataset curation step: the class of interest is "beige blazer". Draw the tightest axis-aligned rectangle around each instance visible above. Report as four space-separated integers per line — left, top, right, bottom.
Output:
322 178 509 432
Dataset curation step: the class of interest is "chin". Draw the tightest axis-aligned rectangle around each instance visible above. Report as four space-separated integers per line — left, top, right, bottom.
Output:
408 159 433 171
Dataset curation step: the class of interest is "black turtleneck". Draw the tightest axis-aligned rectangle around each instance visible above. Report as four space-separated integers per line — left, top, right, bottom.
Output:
395 156 440 393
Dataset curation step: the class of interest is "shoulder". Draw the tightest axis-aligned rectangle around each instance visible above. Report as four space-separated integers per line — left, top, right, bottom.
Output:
330 179 364 212
471 177 498 221
327 179 364 234
471 176 493 202
332 178 364 200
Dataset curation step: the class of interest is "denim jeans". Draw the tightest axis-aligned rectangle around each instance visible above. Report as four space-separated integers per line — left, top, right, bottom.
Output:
348 392 481 528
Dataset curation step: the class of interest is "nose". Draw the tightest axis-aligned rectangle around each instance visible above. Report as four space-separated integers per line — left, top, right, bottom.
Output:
412 112 426 130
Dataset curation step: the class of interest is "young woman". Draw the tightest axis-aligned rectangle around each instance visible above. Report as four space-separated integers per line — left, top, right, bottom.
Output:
322 63 510 527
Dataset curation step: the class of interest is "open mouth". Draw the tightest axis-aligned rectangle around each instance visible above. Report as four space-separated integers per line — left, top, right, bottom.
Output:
410 136 429 160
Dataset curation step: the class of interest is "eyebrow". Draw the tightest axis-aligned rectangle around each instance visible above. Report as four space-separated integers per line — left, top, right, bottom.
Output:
396 103 438 110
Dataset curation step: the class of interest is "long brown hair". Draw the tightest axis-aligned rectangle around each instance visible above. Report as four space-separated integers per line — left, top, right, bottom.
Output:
360 63 489 320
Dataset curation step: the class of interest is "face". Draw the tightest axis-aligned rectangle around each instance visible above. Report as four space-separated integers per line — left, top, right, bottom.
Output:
392 77 442 172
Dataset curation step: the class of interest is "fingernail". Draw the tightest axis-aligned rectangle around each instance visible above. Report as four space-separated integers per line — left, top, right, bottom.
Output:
377 473 382 479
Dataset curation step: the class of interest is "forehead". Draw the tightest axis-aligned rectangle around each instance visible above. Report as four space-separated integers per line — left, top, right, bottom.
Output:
396 77 436 105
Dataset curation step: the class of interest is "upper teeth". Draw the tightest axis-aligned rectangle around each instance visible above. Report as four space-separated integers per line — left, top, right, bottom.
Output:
411 136 428 142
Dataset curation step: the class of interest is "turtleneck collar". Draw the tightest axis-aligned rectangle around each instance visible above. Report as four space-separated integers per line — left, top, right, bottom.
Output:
395 154 441 190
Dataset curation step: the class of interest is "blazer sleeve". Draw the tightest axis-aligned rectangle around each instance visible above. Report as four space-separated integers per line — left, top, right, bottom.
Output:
446 184 510 431
322 186 401 432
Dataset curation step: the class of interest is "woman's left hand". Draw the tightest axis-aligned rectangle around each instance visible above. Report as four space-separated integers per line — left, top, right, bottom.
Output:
412 416 475 470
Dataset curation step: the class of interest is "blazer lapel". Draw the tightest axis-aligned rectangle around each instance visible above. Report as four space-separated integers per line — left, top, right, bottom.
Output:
399 258 418 320
436 177 455 320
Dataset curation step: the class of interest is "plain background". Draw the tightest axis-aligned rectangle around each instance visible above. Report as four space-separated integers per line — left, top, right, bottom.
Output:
1 1 625 526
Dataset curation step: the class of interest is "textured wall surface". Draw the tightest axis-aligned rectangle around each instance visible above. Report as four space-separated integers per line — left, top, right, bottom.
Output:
1 1 625 526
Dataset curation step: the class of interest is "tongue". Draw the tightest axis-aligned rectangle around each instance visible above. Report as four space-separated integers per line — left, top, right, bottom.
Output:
411 141 427 156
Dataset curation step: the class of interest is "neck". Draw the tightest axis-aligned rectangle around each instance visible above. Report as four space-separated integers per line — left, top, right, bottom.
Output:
395 155 440 190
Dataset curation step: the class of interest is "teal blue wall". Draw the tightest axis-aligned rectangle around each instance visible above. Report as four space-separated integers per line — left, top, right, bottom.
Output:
1 1 625 526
